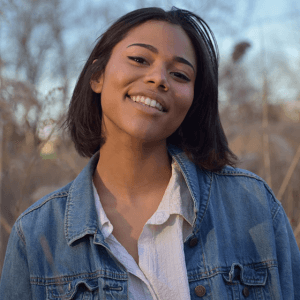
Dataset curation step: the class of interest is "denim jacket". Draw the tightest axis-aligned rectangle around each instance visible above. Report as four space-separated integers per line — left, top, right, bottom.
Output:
1 144 300 299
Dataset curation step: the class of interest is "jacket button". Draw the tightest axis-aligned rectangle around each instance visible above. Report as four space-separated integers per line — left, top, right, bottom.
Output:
189 237 198 247
195 285 206 297
242 287 250 297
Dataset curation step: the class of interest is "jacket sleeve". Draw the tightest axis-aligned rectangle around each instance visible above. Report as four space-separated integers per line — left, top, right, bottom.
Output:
273 203 300 298
0 220 33 299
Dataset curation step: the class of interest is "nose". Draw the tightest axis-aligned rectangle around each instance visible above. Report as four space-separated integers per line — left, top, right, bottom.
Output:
143 64 169 91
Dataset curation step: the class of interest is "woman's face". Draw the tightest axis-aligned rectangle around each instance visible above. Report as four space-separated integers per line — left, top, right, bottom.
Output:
91 20 197 144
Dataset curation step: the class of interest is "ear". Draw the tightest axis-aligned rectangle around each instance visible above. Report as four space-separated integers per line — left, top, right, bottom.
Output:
90 74 104 94
90 59 104 94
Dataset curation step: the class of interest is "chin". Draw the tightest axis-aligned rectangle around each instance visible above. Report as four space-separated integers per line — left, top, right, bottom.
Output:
125 130 168 144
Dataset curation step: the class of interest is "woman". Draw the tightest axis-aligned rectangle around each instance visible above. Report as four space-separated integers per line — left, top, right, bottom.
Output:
1 7 299 300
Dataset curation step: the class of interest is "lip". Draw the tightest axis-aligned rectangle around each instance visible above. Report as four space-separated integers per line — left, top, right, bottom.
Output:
127 91 168 112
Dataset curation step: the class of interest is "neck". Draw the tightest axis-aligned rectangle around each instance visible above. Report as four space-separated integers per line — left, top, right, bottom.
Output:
93 137 172 208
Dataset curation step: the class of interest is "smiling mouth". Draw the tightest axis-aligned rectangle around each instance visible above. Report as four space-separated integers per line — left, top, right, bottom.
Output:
126 94 166 112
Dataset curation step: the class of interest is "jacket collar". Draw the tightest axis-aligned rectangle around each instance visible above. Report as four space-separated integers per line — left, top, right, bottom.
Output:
167 144 212 236
65 145 212 245
65 151 100 246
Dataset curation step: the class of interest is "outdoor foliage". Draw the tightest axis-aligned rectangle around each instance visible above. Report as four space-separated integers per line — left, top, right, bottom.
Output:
0 0 299 276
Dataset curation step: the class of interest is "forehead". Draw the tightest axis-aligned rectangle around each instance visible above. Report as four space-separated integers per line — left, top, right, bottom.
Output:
115 20 196 67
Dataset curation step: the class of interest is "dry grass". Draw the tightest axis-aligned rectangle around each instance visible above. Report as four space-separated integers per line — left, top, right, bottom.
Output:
0 91 299 274
221 101 300 247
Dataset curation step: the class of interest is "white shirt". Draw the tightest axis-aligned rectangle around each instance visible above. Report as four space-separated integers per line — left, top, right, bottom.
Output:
93 159 195 300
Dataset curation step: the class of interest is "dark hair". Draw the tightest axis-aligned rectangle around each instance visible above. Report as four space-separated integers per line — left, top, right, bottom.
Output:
63 6 238 171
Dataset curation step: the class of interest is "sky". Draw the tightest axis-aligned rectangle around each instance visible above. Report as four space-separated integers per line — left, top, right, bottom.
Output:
216 0 299 64
218 0 299 102
1 0 299 125
68 0 300 102
52 0 299 64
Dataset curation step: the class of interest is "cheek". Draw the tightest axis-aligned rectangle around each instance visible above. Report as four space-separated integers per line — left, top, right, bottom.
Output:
107 58 137 84
113 68 128 82
175 86 194 112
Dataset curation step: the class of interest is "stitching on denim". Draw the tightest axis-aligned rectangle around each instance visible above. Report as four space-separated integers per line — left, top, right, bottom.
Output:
187 260 278 281
173 153 212 233
16 191 69 223
270 202 278 217
65 183 73 240
65 180 76 241
197 174 213 230
199 236 209 279
215 170 281 209
30 269 128 285
193 260 278 274
216 171 263 181
67 229 96 244
174 155 199 219
271 201 281 221
103 285 123 291
272 205 283 225
47 280 102 297
15 219 26 245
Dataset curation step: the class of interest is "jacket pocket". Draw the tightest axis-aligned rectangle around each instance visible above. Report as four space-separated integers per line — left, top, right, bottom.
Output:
46 277 99 300
222 263 269 300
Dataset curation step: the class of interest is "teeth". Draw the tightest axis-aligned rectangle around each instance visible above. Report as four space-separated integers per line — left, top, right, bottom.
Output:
130 95 164 112
156 102 163 111
150 100 156 108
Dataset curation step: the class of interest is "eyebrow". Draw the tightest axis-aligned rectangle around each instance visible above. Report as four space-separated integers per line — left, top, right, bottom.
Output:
127 43 195 73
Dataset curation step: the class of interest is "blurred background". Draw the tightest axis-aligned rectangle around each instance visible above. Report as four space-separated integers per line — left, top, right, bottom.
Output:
0 0 299 275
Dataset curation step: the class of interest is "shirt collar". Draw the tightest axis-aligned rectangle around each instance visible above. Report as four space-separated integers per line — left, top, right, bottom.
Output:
65 144 210 245
93 156 195 240
146 158 194 226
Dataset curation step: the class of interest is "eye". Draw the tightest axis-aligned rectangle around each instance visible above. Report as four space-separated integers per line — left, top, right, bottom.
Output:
128 56 148 65
172 72 191 82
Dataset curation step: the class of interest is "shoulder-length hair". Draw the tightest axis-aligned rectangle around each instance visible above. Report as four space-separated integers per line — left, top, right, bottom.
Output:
63 6 238 172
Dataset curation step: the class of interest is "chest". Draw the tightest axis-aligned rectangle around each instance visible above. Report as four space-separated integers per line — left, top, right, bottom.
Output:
104 205 158 265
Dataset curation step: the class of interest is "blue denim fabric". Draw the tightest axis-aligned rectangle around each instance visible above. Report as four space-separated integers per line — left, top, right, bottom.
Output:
1 144 299 299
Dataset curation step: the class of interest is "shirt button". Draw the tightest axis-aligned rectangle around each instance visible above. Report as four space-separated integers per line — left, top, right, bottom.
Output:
242 287 250 297
195 285 206 297
189 237 198 247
